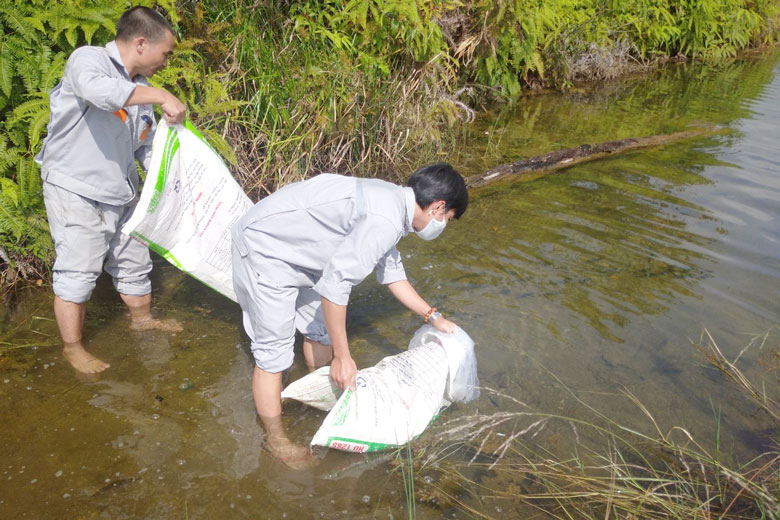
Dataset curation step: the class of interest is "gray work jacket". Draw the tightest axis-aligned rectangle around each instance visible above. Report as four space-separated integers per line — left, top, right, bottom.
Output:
35 41 156 205
232 174 415 306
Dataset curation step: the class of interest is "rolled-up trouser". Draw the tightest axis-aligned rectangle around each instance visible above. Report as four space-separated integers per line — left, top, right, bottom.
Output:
43 182 153 303
231 241 331 373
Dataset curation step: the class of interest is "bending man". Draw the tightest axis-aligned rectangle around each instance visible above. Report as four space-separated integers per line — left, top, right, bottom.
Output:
36 7 187 374
231 163 468 465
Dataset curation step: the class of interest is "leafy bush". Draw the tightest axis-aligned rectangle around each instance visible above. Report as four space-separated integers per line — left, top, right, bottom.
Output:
450 0 780 93
1 0 779 291
0 0 237 289
0 1 131 285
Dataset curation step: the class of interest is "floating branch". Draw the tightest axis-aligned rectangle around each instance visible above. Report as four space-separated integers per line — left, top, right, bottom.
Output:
466 127 722 189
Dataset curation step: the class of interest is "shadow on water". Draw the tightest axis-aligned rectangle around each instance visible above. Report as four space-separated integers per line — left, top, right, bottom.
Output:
1 50 780 518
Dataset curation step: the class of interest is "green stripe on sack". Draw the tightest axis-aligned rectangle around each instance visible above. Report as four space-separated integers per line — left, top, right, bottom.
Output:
131 231 229 299
147 127 179 214
131 231 183 269
184 120 219 156
326 436 398 453
331 390 353 426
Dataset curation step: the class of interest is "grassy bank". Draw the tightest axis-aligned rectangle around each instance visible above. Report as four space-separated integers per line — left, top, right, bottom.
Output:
2 0 780 292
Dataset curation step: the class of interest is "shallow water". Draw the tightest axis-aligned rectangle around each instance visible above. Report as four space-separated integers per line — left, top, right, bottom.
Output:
2 51 780 518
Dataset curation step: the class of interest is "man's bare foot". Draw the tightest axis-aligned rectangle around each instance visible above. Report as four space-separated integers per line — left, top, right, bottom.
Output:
130 316 183 333
63 342 110 374
265 436 316 470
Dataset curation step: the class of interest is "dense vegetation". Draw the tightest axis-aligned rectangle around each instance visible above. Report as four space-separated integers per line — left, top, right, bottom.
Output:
1 0 779 291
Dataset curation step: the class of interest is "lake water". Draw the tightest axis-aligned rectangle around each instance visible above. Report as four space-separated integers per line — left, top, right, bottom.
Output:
1 50 779 518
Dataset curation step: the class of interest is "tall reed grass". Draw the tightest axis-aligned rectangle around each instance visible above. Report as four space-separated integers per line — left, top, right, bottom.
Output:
387 328 779 518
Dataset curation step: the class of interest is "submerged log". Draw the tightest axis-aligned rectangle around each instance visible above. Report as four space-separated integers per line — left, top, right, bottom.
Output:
465 127 719 189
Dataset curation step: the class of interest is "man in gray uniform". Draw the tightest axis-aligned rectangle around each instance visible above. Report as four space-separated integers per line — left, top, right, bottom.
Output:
35 7 187 374
232 163 468 465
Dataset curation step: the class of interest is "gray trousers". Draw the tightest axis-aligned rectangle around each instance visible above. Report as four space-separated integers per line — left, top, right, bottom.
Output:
231 241 331 373
43 181 152 303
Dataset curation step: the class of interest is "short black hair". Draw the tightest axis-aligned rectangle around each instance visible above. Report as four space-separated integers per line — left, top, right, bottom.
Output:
407 163 468 219
116 6 174 43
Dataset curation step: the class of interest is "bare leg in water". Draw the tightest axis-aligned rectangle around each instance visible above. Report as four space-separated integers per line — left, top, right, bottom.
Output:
123 293 183 332
54 296 107 374
54 293 182 374
303 337 333 372
254 339 332 469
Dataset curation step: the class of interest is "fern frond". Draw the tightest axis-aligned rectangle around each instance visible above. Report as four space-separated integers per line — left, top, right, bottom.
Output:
0 41 14 98
44 4 68 42
28 105 51 150
18 157 42 210
0 136 22 174
22 15 45 34
2 35 29 57
0 178 20 208
76 8 115 43
81 22 101 44
8 95 48 126
31 44 52 67
0 179 28 244
1 10 39 44
64 26 78 48
40 52 66 91
0 195 26 239
199 128 238 166
16 45 51 94
6 126 26 148
46 4 119 45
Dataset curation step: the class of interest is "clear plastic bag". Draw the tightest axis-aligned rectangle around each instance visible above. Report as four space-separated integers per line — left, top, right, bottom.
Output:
409 324 479 404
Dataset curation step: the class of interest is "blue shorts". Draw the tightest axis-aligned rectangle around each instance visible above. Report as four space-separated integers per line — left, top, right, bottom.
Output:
43 182 152 303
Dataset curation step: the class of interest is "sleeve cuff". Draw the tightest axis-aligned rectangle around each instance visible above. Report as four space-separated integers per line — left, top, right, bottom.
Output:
377 265 407 285
83 79 137 112
112 82 138 111
312 278 352 306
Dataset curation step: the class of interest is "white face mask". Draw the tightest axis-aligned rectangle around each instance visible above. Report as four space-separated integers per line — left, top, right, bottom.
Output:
416 210 447 241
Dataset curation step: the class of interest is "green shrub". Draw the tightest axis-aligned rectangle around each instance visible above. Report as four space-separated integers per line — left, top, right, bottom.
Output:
0 1 131 282
0 0 237 288
1 0 779 291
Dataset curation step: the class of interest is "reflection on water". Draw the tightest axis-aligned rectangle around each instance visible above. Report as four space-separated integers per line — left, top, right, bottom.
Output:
2 51 780 518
